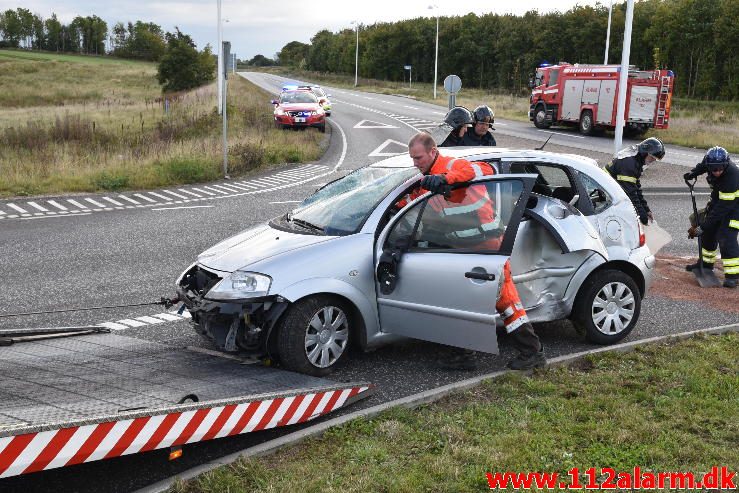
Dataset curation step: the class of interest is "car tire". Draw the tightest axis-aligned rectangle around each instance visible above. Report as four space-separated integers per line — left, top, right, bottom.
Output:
579 110 594 136
318 124 326 133
572 269 641 345
533 104 550 129
276 295 351 376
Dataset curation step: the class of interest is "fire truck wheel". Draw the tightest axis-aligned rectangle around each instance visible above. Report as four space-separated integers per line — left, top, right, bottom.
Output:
579 110 594 136
533 104 550 129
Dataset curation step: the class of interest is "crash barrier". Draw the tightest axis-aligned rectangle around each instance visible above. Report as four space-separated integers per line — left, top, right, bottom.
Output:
0 332 373 478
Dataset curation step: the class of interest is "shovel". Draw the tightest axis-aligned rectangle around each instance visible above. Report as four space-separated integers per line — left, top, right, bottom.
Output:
686 178 721 288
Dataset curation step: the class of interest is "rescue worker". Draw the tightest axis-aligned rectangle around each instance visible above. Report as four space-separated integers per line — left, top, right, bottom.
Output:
405 132 546 370
438 106 474 147
461 105 497 146
606 137 665 225
683 146 739 288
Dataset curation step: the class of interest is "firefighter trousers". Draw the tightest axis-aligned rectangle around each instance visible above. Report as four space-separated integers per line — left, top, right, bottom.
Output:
701 220 739 279
496 260 542 356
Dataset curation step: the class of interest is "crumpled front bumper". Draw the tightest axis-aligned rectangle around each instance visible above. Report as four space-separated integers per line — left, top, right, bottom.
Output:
176 264 288 353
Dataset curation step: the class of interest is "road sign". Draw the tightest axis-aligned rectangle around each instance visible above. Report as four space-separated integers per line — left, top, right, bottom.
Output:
404 65 411 70
443 74 462 94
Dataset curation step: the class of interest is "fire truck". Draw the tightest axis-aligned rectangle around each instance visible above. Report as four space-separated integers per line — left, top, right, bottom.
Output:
528 63 674 136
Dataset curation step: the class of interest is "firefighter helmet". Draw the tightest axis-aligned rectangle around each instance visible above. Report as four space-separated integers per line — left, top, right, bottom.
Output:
637 137 665 160
704 146 730 171
443 107 474 130
472 105 495 127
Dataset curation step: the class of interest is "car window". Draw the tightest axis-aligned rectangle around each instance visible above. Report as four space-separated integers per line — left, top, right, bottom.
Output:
578 170 612 213
289 167 418 236
507 161 574 202
386 180 524 253
311 87 326 97
280 91 317 104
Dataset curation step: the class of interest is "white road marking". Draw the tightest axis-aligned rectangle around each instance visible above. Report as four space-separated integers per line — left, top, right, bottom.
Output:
27 201 49 212
151 205 214 211
20 213 91 220
368 139 409 157
67 199 88 209
0 210 5 215
328 118 348 171
354 119 398 129
232 182 260 189
135 316 166 324
114 319 147 327
219 182 249 190
7 203 28 214
86 198 110 208
99 321 129 331
117 195 140 205
191 187 215 196
147 191 174 201
160 189 189 199
536 130 586 139
47 200 68 211
102 197 124 206
203 186 229 195
250 178 283 186
133 193 157 203
403 105 419 110
177 189 202 198
270 200 303 204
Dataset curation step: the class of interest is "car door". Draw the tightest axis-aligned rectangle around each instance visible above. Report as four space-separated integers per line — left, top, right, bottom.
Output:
374 175 535 353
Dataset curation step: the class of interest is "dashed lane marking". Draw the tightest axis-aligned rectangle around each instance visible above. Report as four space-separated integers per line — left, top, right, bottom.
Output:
7 203 28 214
67 199 88 209
102 197 124 207
85 197 107 208
152 205 215 211
115 318 148 328
27 201 49 212
47 200 68 211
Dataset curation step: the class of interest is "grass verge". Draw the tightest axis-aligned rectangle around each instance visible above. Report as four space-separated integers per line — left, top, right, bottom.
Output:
0 50 325 197
172 332 738 493
261 67 739 153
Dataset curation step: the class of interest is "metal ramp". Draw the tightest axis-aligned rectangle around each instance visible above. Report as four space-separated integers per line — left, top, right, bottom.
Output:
0 332 373 478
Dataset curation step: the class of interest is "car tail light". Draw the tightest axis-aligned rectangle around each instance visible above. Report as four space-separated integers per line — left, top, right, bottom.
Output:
638 220 646 247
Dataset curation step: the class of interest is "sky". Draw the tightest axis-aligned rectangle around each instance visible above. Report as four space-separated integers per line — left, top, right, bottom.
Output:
3 0 608 60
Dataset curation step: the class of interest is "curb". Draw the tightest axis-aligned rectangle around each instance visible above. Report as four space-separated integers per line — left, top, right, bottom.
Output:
136 321 739 493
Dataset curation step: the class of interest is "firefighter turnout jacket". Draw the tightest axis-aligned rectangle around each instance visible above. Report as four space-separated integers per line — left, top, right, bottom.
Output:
697 163 739 276
606 155 651 224
461 130 496 146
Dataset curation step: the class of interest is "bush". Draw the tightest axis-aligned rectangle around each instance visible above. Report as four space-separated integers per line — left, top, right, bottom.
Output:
154 157 219 183
156 28 215 93
94 171 130 191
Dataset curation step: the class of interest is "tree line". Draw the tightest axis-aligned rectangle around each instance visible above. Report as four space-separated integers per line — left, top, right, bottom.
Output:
268 0 737 100
1 8 172 61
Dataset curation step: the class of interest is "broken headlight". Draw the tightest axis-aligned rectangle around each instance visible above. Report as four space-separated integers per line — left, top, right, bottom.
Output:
207 271 272 300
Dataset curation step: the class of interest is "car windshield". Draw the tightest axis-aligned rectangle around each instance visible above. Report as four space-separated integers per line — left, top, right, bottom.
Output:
280 91 317 104
287 166 418 236
312 87 326 97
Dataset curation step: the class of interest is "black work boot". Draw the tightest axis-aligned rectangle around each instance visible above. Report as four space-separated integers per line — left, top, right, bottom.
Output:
438 349 477 371
507 349 546 370
723 277 738 289
685 261 712 272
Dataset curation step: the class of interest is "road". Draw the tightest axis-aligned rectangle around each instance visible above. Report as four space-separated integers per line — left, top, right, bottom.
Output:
0 72 735 492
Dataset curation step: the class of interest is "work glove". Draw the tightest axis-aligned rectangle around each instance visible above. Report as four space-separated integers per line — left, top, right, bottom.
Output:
683 171 696 181
420 174 448 194
688 225 703 239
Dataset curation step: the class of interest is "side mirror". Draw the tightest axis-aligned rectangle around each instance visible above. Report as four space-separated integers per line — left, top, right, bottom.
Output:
377 249 401 295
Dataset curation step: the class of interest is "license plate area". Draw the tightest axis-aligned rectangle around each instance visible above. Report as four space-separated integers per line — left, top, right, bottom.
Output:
294 117 305 123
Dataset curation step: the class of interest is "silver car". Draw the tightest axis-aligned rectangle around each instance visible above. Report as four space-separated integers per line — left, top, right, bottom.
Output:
176 148 655 376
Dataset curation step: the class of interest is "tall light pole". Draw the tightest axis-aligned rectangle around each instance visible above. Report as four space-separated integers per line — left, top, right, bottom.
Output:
350 21 359 87
429 5 439 99
613 0 635 155
217 0 223 114
604 0 613 64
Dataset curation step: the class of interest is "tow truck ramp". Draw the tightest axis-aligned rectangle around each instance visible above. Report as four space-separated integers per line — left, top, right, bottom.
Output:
0 332 373 478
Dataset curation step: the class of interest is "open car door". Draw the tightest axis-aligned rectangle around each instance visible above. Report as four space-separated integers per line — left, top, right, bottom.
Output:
374 175 535 353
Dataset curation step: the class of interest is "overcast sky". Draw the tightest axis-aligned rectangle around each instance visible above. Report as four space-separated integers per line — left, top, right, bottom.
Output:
3 0 608 60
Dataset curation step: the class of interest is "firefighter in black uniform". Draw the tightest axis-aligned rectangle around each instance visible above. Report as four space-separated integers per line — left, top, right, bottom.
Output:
438 107 474 147
462 105 497 146
606 137 665 225
683 146 739 288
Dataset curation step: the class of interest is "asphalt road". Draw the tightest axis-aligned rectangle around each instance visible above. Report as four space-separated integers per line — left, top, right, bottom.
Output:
0 72 736 492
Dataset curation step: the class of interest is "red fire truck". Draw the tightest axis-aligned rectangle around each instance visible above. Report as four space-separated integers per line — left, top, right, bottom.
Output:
528 63 674 136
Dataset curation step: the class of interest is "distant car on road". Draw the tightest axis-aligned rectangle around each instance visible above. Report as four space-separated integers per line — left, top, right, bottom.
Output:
271 90 325 133
177 148 654 376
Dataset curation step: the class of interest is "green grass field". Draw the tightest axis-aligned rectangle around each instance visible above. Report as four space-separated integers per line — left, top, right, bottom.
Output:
261 67 739 153
0 50 324 197
173 333 739 493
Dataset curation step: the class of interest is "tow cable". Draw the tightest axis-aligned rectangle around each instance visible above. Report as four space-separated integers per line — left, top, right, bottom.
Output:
0 297 180 319
0 297 180 345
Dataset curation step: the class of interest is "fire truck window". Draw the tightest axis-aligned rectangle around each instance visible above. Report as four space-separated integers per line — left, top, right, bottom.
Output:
535 69 544 86
549 69 559 86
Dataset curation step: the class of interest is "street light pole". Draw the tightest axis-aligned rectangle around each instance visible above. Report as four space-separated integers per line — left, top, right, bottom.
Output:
351 21 359 87
604 0 613 64
217 0 223 114
613 0 634 156
433 11 439 98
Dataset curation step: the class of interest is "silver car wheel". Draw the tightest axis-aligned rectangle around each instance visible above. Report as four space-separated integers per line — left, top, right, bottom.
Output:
304 306 349 368
591 281 635 335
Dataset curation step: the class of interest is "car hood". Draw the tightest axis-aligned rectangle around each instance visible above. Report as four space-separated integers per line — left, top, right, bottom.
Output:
278 103 320 111
198 223 334 272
